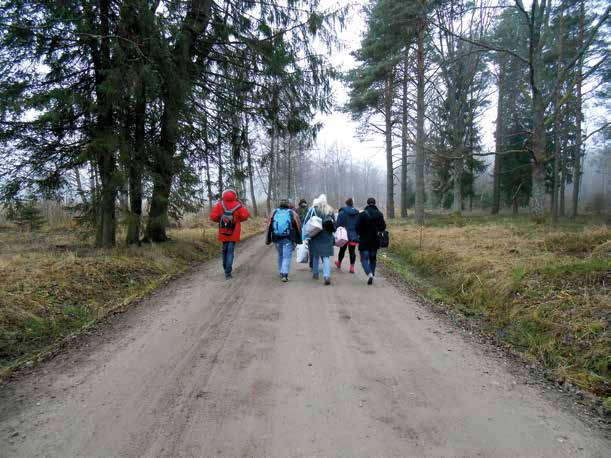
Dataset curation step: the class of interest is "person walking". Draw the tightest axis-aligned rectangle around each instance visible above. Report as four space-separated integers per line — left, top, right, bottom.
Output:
335 197 359 274
355 197 386 285
266 198 302 282
302 194 335 285
297 198 309 223
210 189 250 279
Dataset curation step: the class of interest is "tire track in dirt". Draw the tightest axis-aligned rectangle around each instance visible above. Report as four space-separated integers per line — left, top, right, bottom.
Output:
0 239 609 458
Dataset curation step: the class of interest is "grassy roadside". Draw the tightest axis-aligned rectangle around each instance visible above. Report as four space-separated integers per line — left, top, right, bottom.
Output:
383 214 609 402
0 218 267 377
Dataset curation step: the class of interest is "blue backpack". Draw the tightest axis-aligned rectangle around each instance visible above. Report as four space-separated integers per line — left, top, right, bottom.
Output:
272 208 292 237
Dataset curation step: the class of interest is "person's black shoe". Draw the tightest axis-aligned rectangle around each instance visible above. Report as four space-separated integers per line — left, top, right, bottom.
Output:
367 274 373 285
225 273 232 280
324 277 331 285
282 274 288 283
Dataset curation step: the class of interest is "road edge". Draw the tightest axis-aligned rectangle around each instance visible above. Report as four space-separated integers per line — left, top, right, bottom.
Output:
0 231 265 384
379 252 610 433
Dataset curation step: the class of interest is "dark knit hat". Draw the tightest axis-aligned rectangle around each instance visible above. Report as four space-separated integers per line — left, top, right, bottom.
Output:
366 197 376 206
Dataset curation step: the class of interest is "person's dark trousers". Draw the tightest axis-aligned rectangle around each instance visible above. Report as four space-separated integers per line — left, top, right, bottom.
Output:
360 249 378 276
338 244 356 265
222 241 236 276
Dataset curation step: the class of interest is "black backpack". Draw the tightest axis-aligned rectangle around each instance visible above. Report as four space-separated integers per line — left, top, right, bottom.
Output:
322 214 335 233
219 201 241 235
378 230 389 248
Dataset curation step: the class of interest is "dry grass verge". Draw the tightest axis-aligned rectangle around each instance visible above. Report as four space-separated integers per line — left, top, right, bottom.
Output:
0 217 267 376
386 215 609 401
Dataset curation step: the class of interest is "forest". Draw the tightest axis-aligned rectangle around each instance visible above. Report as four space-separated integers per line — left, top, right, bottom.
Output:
346 0 609 223
0 0 608 247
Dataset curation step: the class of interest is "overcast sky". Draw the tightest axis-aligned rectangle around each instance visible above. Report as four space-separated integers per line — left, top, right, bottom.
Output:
314 0 382 166
313 0 498 170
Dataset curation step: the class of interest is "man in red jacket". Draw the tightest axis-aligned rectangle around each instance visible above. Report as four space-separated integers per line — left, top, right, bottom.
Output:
210 189 250 279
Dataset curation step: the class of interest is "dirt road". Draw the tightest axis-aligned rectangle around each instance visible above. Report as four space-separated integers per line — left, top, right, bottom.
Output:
1 236 608 457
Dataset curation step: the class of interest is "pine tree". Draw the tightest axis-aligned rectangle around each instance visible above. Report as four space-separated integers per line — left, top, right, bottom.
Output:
8 195 46 231
345 0 422 219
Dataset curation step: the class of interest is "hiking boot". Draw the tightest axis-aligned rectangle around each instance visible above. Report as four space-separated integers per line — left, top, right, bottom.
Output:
313 273 319 280
334 260 341 269
367 273 373 285
282 274 288 283
349 264 355 274
324 277 331 285
225 273 232 280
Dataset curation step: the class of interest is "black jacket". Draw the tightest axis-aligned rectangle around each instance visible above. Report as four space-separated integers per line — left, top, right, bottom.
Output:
355 205 386 251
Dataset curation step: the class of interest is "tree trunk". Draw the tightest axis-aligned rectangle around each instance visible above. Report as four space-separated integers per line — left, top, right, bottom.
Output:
245 120 258 217
491 58 505 215
400 51 409 218
266 128 275 215
126 164 143 245
231 115 243 196
217 131 224 197
571 0 585 219
551 3 564 223
531 162 546 222
452 154 463 214
524 0 549 222
74 169 87 204
94 0 116 248
202 111 213 211
560 170 566 216
126 82 145 245
89 161 99 238
146 171 172 242
384 72 395 219
247 149 258 217
97 153 116 247
287 133 292 199
204 151 213 211
560 106 567 217
530 87 547 221
146 93 176 242
450 81 465 215
144 0 214 242
414 5 427 225
512 196 518 215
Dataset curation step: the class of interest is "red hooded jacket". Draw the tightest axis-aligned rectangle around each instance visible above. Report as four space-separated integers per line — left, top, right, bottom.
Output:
210 190 250 242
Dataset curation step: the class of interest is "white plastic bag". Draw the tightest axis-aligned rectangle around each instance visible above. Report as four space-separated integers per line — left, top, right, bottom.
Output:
304 215 323 238
334 226 348 247
296 242 309 263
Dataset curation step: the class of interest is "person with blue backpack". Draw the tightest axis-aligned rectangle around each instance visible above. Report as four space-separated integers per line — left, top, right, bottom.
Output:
266 198 302 282
335 197 359 274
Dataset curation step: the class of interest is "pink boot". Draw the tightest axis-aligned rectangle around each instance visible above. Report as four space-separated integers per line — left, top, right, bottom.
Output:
349 264 355 274
335 260 341 269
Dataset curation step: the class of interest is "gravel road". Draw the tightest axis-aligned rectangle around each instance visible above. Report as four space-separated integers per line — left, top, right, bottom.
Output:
1 235 608 457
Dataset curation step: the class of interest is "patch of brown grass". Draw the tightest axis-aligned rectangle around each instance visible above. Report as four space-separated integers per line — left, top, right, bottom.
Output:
0 216 267 373
387 216 610 397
